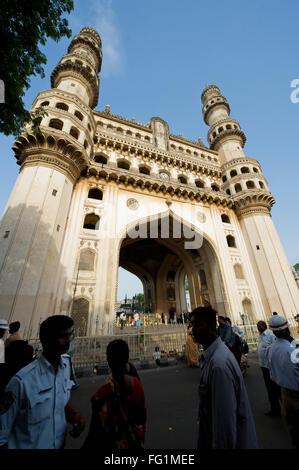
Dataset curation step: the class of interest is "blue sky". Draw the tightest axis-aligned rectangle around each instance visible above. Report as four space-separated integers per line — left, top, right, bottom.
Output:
1 0 298 300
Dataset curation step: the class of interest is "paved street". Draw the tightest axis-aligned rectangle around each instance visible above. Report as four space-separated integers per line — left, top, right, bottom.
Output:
65 351 290 449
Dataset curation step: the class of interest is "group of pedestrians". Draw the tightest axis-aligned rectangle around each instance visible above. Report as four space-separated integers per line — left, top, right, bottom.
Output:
257 314 299 448
0 308 298 449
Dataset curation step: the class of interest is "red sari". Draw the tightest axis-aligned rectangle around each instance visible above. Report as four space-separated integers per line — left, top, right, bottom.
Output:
82 376 146 449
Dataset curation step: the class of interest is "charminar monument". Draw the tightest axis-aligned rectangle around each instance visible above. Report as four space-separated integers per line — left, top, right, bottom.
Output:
0 27 298 337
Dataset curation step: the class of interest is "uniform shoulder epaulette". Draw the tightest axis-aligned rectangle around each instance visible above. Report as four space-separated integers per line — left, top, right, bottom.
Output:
15 359 39 380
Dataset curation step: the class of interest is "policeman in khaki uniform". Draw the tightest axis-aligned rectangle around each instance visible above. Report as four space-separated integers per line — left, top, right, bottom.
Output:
0 315 85 449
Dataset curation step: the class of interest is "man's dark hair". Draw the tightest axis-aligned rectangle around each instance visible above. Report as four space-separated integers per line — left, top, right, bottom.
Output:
218 315 225 321
273 312 278 315
39 315 74 347
224 317 231 323
257 320 267 330
107 339 129 372
191 306 217 330
273 328 289 339
9 321 20 333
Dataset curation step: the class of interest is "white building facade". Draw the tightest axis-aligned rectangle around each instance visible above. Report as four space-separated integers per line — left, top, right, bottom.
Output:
0 27 298 337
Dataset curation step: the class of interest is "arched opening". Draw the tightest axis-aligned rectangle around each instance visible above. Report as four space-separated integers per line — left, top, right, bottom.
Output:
195 180 204 188
222 175 227 183
56 102 69 111
241 167 250 174
221 214 230 223
117 267 146 324
49 119 63 131
117 160 130 170
259 181 265 189
226 235 236 248
230 170 237 178
88 188 103 200
71 298 89 336
78 249 95 271
41 101 50 107
117 214 227 326
178 175 187 184
70 127 79 139
211 184 220 192
139 166 150 175
226 189 231 195
235 183 242 193
83 213 100 230
74 110 84 121
94 154 108 164
246 181 255 189
234 264 245 279
253 167 259 173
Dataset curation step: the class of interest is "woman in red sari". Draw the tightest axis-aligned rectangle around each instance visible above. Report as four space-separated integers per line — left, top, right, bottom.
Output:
82 340 146 449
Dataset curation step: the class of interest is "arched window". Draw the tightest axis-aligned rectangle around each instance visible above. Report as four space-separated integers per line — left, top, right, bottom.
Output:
70 127 79 139
259 181 265 189
56 102 69 111
199 269 207 288
253 167 259 173
211 184 220 192
221 214 230 223
230 170 237 178
79 249 95 271
222 175 227 183
139 166 150 175
74 110 84 121
241 167 250 174
235 183 242 193
167 270 176 282
41 101 49 107
94 154 107 164
226 235 236 248
246 181 255 189
178 175 187 184
88 188 103 200
83 213 100 230
49 119 63 130
226 189 231 195
117 160 130 170
195 180 204 188
234 264 245 279
71 298 89 336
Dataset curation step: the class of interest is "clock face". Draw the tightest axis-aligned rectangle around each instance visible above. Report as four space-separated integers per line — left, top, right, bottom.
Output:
160 172 169 180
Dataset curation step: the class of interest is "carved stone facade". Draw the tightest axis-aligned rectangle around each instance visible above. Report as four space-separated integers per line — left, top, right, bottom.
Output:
0 27 298 337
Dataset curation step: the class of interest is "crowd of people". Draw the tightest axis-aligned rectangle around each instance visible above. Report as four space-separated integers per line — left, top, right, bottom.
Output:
0 307 298 449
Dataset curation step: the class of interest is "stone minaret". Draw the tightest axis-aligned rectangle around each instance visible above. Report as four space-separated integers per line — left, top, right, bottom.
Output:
0 28 102 338
202 85 299 318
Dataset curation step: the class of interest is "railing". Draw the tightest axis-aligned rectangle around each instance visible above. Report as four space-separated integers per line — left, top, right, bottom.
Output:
27 320 299 368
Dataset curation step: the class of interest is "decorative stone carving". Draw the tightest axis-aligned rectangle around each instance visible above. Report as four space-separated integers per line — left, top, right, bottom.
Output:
127 198 139 210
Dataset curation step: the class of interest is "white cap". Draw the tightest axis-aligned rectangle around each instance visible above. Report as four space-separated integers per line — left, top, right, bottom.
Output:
0 319 8 329
268 315 290 331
